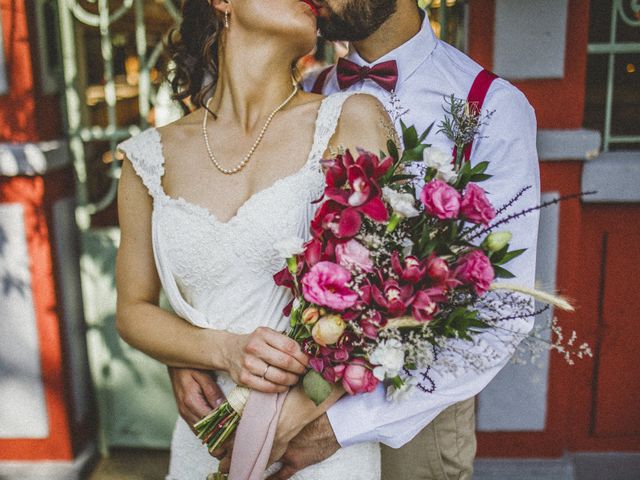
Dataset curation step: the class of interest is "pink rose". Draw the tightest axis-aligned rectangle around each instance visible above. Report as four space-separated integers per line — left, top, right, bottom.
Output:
336 239 374 273
460 183 496 225
342 359 379 395
420 179 461 220
302 261 359 310
454 250 495 295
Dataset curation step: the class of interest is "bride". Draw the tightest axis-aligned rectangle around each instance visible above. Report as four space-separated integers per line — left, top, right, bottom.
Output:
115 0 395 478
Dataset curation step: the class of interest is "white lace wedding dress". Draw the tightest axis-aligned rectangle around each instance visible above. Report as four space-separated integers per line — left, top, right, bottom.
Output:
117 92 381 480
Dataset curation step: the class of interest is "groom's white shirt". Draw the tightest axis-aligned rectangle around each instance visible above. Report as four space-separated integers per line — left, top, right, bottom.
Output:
303 14 541 448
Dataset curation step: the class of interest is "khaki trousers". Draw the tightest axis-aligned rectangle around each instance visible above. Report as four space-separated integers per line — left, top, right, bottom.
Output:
381 397 476 480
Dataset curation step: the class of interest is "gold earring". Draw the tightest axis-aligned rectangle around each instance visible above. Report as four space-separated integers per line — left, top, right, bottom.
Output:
224 10 230 28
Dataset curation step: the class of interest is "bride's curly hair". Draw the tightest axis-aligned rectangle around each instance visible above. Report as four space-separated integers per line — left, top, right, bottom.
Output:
166 0 222 114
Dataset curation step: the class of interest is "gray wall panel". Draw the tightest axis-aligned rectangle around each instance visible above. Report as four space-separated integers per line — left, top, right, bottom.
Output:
0 203 49 438
477 192 560 431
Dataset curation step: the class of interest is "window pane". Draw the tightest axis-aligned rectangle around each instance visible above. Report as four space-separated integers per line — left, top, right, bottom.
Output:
585 1 640 151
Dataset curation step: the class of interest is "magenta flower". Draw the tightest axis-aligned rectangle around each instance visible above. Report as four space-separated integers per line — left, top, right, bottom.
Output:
461 183 496 225
302 261 359 310
322 150 391 224
325 165 389 222
411 287 447 322
359 310 384 339
454 250 495 295
420 179 462 220
311 200 361 240
426 254 449 284
324 150 393 188
309 356 326 373
303 238 323 267
391 251 427 284
371 279 414 317
322 364 346 383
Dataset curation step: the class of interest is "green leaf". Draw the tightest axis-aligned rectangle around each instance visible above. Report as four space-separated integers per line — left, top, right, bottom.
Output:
403 126 419 150
490 244 510 263
387 140 399 161
470 173 493 182
421 241 437 257
390 174 417 183
303 370 333 406
471 161 490 174
402 144 427 163
495 248 527 265
418 122 435 143
493 265 516 279
448 222 459 241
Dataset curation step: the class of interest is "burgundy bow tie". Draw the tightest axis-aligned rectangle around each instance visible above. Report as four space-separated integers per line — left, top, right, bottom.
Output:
336 58 399 92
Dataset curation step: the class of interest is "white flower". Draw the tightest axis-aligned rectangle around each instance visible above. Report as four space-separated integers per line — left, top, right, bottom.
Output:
401 238 414 256
382 187 420 218
273 237 305 259
292 297 302 312
423 147 458 183
386 376 418 402
369 339 406 381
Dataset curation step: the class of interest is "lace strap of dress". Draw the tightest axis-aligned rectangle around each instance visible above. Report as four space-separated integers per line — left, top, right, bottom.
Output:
116 128 165 199
307 91 362 169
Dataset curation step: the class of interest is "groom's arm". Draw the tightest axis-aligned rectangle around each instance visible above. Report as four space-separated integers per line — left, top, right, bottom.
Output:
325 81 541 448
168 367 225 431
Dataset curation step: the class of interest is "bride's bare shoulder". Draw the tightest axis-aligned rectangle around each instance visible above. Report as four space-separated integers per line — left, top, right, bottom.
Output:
330 93 397 153
155 107 203 143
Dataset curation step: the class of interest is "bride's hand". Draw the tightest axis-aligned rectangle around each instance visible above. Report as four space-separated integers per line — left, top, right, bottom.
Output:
223 327 309 393
268 383 344 465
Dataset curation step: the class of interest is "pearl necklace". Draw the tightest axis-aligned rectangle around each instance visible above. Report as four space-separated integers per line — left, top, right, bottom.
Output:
202 84 299 175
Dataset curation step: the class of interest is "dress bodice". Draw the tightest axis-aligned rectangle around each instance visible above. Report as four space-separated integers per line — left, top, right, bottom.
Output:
116 92 357 337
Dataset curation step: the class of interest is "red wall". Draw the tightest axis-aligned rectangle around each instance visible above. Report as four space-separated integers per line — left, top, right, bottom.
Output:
1 0 84 461
469 0 640 456
469 0 590 129
0 0 61 142
0 172 77 461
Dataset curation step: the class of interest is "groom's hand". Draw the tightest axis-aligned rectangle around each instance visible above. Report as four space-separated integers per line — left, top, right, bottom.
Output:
266 414 340 480
168 367 225 433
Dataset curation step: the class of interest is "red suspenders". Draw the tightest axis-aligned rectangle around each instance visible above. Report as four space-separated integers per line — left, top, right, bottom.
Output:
311 64 497 164
452 69 498 163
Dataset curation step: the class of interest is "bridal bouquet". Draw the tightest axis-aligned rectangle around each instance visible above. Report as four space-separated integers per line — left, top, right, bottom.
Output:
195 97 589 455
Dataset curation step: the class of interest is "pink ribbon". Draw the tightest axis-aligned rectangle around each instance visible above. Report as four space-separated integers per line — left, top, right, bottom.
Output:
228 390 289 480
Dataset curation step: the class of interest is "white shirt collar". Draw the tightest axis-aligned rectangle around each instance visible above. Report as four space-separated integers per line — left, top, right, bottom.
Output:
345 12 438 88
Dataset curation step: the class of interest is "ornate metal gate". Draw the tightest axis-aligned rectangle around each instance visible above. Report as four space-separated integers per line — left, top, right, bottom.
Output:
56 0 181 230
55 0 183 449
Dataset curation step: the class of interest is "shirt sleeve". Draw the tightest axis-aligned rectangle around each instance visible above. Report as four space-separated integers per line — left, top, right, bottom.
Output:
326 82 541 448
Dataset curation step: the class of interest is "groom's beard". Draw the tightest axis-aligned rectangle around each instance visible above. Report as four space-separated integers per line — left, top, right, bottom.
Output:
317 0 398 42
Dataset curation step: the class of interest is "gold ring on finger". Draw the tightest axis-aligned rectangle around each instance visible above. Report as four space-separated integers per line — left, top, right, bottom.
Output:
261 364 271 380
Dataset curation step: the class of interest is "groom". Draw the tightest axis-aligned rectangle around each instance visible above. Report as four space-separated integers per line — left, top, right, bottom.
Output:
169 1 540 479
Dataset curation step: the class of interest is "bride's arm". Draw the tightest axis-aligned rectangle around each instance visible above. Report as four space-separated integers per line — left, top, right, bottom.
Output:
323 93 399 159
115 156 308 393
